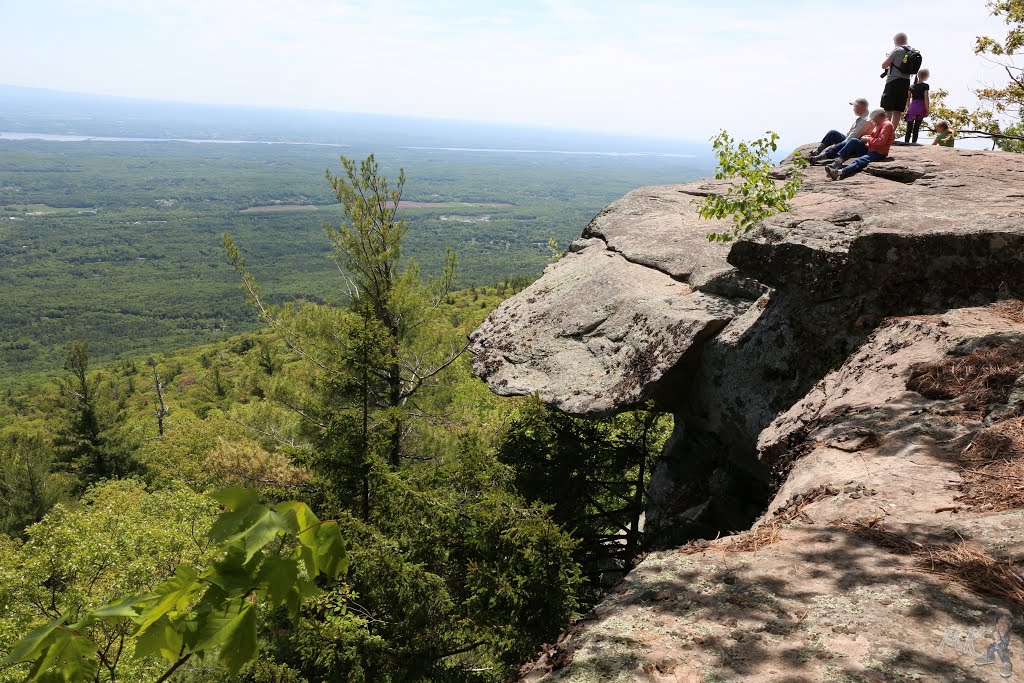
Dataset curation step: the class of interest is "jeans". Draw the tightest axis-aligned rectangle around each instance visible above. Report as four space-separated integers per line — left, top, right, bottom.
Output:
841 151 886 178
828 138 886 177
816 129 846 155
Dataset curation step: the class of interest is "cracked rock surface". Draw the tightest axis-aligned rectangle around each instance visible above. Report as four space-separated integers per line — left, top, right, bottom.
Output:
471 144 1024 418
468 237 746 416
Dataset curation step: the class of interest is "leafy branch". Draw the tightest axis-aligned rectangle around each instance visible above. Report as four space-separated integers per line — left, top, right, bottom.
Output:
696 131 807 243
2 489 347 683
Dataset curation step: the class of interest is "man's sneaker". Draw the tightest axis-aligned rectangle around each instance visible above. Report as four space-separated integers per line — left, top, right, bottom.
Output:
826 165 842 181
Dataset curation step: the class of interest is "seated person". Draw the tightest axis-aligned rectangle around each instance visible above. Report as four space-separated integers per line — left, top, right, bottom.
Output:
826 109 895 180
932 121 955 147
809 98 873 163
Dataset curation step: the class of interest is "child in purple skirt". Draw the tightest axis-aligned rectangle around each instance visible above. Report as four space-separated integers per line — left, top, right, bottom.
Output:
903 69 931 144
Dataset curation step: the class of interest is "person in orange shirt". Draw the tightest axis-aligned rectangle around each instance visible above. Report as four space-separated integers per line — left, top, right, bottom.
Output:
826 109 895 180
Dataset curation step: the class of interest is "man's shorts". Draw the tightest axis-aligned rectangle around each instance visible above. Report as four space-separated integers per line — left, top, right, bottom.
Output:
881 78 911 112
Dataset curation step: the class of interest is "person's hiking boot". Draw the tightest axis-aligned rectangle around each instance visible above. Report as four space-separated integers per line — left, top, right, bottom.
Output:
826 165 842 181
998 660 1012 678
976 653 996 666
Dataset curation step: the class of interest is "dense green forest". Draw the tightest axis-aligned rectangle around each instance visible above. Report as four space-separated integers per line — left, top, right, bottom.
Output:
0 155 671 682
0 137 708 380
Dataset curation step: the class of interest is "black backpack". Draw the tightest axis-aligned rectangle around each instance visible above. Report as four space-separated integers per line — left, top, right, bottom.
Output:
898 46 923 75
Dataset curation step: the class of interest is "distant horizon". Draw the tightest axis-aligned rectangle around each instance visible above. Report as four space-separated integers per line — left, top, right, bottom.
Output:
0 83 703 148
1 0 1010 146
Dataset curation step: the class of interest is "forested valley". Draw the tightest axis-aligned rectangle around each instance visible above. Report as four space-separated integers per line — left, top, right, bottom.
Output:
0 152 674 682
0 118 708 381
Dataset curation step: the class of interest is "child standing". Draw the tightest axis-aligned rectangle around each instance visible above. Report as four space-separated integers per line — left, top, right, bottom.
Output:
903 69 931 144
932 121 955 147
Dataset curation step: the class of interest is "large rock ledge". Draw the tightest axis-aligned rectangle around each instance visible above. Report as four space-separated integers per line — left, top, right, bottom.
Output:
472 145 1024 419
470 144 1024 682
469 237 746 415
522 303 1024 682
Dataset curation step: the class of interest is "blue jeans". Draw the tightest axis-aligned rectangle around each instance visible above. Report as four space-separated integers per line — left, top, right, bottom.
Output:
842 152 886 177
816 129 846 155
830 138 886 177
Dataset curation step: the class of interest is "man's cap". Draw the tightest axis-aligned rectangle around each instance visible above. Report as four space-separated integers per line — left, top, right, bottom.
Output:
850 97 870 107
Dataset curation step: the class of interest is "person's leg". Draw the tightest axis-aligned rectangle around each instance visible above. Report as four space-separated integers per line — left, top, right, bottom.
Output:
839 151 884 179
838 138 868 162
904 118 914 143
890 111 904 132
813 130 846 157
821 142 845 159
840 153 871 178
822 130 844 148
912 118 923 144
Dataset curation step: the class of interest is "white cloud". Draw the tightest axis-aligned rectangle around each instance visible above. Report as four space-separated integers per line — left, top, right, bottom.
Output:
456 16 513 25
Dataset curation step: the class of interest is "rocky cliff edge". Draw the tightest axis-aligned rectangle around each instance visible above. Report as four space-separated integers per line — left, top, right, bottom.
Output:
469 145 1024 682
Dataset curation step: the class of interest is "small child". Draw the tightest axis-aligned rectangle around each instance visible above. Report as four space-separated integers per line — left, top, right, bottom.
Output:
904 69 931 144
932 121 955 147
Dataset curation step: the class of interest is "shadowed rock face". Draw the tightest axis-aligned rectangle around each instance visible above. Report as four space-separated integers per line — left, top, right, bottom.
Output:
523 303 1024 683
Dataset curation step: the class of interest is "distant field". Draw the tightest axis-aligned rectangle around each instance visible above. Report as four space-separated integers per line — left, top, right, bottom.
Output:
0 137 712 380
399 200 514 208
1 203 96 215
241 204 319 213
240 200 516 213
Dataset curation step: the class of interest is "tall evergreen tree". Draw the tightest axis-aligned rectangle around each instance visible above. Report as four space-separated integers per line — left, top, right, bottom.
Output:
323 155 464 467
52 341 137 485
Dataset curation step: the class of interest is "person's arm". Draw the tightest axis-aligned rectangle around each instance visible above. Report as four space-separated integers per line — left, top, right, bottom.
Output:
931 136 940 146
925 90 930 116
882 51 894 69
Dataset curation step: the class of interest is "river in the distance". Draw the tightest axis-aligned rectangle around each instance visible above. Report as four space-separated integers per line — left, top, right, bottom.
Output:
0 131 349 146
1 132 697 158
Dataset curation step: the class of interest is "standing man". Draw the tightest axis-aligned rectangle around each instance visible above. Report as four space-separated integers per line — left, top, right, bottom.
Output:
881 33 913 132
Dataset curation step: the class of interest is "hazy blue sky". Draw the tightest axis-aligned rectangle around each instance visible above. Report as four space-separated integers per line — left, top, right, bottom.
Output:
0 0 1011 143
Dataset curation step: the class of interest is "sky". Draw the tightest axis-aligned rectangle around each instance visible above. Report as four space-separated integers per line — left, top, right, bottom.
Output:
0 0 1013 145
